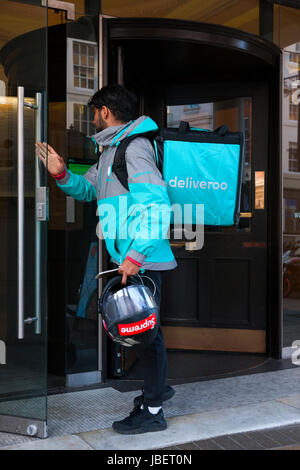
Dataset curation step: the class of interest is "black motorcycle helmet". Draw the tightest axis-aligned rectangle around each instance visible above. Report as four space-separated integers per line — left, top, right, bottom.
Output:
98 275 159 351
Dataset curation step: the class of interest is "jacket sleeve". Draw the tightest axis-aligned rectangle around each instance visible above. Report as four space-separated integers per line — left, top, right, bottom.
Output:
55 163 98 202
125 137 172 265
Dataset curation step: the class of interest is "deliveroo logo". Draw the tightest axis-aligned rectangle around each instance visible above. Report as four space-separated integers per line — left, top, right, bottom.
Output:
169 176 228 191
0 340 6 365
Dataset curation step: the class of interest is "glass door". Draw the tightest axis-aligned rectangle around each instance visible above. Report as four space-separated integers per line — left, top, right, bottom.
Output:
0 0 48 438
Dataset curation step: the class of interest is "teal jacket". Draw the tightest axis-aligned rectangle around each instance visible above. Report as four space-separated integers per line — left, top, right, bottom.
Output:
56 116 177 271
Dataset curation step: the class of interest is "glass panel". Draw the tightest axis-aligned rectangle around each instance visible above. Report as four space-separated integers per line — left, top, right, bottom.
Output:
255 171 265 209
167 97 252 232
274 4 300 48
103 0 259 35
0 0 48 425
74 103 80 119
64 12 99 374
278 5 300 350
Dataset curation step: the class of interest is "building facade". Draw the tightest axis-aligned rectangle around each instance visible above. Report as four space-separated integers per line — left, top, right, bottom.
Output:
0 0 299 438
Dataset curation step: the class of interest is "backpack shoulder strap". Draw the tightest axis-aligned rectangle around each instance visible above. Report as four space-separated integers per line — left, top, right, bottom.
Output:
112 131 158 191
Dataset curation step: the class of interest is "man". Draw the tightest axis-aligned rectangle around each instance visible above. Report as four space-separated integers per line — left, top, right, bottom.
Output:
36 84 177 435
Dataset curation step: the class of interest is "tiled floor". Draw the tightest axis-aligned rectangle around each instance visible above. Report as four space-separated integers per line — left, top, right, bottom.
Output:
3 365 300 450
161 423 300 450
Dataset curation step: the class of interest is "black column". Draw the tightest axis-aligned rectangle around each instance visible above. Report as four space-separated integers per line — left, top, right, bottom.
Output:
84 0 101 15
259 0 274 42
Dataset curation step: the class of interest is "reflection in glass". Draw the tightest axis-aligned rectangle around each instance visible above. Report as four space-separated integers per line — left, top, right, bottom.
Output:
65 16 99 374
281 10 300 347
0 0 48 422
283 42 300 240
72 40 97 90
255 171 265 209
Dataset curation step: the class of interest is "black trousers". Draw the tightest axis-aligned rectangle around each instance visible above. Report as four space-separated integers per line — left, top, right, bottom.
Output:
136 270 168 407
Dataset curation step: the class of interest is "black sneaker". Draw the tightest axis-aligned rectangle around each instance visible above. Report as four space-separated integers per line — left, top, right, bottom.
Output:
112 406 167 435
133 385 175 408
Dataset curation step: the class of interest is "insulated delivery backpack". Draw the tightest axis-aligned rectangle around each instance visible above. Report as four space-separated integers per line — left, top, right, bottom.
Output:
112 120 245 227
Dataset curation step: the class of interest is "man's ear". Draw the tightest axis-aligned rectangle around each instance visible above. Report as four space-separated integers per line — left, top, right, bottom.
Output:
101 105 110 120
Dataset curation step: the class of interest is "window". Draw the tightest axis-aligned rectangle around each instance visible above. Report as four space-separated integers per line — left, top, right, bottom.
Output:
289 52 300 64
73 41 97 90
66 38 98 134
289 141 299 172
166 103 213 129
289 93 298 121
183 104 201 114
73 104 95 136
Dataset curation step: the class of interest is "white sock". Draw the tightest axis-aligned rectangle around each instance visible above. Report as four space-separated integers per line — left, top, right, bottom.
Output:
140 404 144 410
148 406 162 415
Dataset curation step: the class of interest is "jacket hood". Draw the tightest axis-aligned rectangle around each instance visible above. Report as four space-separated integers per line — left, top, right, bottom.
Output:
92 115 158 147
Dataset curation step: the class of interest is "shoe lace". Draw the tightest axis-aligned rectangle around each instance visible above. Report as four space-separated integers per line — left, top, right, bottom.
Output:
129 405 142 418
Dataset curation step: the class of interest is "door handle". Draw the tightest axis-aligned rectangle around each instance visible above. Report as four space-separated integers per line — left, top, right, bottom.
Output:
35 92 42 335
17 86 25 339
17 87 45 339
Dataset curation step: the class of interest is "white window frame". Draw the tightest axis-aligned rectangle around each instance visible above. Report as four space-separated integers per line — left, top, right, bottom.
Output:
67 37 98 95
288 141 299 172
73 101 95 137
67 94 96 136
289 92 299 122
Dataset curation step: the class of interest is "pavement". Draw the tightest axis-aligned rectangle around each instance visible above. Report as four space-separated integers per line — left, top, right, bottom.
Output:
2 348 300 450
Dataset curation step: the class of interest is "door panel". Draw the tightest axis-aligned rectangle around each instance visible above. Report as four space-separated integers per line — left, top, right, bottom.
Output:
162 327 266 353
161 85 268 351
0 0 48 438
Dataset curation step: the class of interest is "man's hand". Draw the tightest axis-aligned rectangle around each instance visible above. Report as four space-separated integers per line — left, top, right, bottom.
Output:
35 141 66 177
119 259 140 285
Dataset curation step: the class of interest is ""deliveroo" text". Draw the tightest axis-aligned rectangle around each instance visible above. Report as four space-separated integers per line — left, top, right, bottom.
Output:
168 176 228 191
